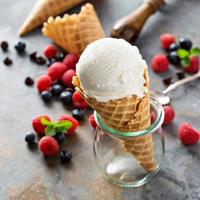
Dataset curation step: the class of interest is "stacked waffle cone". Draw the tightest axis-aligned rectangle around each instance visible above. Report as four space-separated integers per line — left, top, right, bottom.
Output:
42 3 105 54
73 69 156 172
19 0 84 36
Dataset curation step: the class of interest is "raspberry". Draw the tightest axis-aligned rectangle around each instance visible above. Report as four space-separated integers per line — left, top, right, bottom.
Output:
163 105 175 125
89 114 97 129
39 136 59 157
36 75 52 92
151 54 169 73
48 62 67 81
62 69 76 87
179 123 200 145
32 115 51 135
57 115 79 136
43 44 57 59
160 33 175 49
63 53 79 70
72 91 88 109
185 56 199 74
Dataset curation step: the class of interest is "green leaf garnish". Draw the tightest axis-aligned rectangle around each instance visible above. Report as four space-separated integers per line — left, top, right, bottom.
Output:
181 56 191 67
54 121 72 133
177 49 189 59
45 126 57 136
43 120 72 136
41 117 53 126
54 121 72 128
190 47 200 56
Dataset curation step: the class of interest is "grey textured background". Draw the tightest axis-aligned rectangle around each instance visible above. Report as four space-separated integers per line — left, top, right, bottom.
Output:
0 0 200 199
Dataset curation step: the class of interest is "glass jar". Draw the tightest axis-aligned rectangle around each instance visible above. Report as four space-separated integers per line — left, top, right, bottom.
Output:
93 97 165 188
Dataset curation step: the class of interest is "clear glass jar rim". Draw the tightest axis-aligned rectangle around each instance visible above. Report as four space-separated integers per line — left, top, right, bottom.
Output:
94 97 164 138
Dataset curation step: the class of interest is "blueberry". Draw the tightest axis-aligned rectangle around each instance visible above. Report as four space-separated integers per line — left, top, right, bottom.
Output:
72 109 84 121
59 91 73 105
169 43 179 52
167 51 181 65
55 52 66 61
66 87 74 93
41 91 52 103
1 41 8 51
60 150 72 163
15 42 26 53
25 133 36 145
51 84 64 96
47 58 56 67
179 38 192 50
54 133 65 145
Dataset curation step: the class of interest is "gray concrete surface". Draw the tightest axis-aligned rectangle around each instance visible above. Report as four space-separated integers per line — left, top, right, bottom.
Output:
0 0 200 199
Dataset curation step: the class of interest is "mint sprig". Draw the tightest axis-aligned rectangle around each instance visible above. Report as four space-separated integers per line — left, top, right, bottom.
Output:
177 49 189 59
181 57 190 67
177 47 200 67
190 47 200 56
41 117 72 136
45 126 57 136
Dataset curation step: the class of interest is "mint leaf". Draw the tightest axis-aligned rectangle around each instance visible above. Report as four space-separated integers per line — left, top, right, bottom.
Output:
41 117 53 126
177 49 189 59
181 56 190 67
45 126 57 136
56 127 68 133
54 121 72 129
190 47 200 56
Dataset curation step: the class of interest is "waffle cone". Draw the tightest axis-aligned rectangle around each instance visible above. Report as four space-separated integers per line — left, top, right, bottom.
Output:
73 72 156 172
42 3 105 54
19 0 84 36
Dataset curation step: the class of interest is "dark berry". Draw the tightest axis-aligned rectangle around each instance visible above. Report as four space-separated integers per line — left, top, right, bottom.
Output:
66 87 74 93
25 77 34 86
36 56 46 65
54 133 65 145
47 58 56 67
1 41 8 51
55 52 66 61
41 91 52 103
25 133 36 145
3 57 12 66
59 91 73 105
51 84 64 96
14 42 26 53
167 52 181 65
60 150 72 163
179 38 192 50
29 52 37 62
168 43 179 52
72 109 84 121
176 72 185 80
163 77 172 86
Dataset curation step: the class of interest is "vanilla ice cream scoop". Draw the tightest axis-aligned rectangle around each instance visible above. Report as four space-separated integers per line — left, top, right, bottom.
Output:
76 38 148 102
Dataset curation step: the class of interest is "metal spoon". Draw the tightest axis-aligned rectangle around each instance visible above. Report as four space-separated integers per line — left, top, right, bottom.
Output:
151 71 200 105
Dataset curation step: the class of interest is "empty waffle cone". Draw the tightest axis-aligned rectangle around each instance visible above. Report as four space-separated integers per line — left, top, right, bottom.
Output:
19 0 84 36
73 71 156 172
42 3 105 54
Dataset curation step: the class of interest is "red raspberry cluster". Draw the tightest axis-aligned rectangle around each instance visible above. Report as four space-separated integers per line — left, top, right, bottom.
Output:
149 34 200 145
151 33 199 74
25 114 79 161
35 44 88 121
151 105 200 145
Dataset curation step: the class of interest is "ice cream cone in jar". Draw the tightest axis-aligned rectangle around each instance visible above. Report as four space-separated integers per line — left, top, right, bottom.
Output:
73 38 165 187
